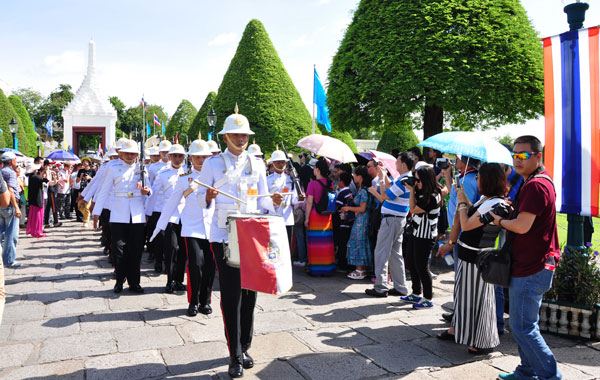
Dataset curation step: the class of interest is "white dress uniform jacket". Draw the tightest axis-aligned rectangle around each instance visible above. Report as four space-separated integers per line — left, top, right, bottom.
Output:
145 164 186 217
147 160 170 186
152 167 214 239
92 160 150 223
196 149 276 243
81 160 118 203
266 172 298 226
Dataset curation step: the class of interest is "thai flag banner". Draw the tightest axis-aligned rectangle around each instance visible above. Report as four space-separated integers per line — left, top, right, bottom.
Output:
543 26 600 216
234 217 293 295
153 113 161 126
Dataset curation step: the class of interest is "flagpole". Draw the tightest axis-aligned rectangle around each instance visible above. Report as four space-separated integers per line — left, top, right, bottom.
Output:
312 64 316 135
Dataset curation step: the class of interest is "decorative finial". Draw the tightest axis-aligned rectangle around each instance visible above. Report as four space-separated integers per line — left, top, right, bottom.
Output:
122 131 125 138
253 138 256 145
198 131 202 140
276 144 279 150
234 103 239 114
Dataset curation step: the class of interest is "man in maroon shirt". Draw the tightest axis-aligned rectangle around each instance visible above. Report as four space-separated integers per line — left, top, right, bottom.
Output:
491 135 561 380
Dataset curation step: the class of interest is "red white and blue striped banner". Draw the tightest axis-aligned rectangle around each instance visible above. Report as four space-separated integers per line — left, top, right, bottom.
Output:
543 26 600 217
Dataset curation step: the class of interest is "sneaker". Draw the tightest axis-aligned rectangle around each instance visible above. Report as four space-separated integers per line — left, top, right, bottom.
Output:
293 261 306 267
400 294 422 303
7 261 22 268
498 372 517 380
365 288 388 297
413 299 434 309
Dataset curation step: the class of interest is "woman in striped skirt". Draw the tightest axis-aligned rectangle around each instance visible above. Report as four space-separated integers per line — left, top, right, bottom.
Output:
437 163 511 354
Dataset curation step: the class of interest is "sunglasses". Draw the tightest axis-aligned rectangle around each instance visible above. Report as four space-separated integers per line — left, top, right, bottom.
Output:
511 151 540 160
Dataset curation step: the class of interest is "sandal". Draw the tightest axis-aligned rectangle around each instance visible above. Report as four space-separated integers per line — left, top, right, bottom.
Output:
468 346 493 355
347 270 366 280
436 330 455 341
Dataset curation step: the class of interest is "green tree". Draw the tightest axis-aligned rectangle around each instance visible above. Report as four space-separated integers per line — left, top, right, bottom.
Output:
213 19 314 154
109 96 126 130
496 134 515 148
120 105 169 139
376 122 420 154
189 92 217 141
166 100 197 141
0 89 24 150
8 95 36 156
328 0 544 140
12 87 47 129
35 84 74 142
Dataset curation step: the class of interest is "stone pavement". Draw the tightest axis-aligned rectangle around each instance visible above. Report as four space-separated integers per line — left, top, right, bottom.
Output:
1 220 599 379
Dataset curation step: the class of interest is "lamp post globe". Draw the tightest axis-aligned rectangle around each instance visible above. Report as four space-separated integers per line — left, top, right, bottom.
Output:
207 107 217 138
9 117 18 150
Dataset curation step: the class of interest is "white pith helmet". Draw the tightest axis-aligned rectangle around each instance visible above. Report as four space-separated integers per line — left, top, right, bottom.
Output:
148 146 160 156
207 140 221 153
158 140 172 152
168 144 187 156
107 146 118 157
115 137 129 150
119 139 140 154
248 143 262 157
270 150 287 162
219 104 254 135
188 139 212 156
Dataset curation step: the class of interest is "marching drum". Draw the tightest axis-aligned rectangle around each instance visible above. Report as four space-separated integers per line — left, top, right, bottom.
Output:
225 213 293 295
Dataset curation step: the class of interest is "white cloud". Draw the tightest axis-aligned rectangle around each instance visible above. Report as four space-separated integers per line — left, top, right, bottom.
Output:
290 35 313 48
42 50 86 75
208 32 237 46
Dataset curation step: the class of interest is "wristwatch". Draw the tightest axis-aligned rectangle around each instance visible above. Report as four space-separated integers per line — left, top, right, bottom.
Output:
448 240 455 246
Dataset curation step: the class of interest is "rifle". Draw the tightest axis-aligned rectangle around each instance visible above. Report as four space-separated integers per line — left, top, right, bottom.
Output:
140 126 146 187
281 141 305 198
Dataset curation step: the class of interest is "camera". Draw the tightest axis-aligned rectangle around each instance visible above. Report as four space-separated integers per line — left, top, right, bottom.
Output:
401 176 416 187
436 158 450 170
479 202 512 225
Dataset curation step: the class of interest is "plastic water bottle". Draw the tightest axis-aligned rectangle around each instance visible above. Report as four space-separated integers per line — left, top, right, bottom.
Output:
439 241 454 266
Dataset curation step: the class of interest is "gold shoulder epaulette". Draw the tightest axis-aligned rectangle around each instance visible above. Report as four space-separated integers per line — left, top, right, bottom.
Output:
180 171 192 177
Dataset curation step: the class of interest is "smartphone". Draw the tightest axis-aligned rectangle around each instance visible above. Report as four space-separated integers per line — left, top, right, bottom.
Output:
454 173 462 188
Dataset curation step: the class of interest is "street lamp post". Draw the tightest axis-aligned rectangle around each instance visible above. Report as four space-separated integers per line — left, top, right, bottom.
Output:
563 0 590 250
9 117 18 150
207 107 218 147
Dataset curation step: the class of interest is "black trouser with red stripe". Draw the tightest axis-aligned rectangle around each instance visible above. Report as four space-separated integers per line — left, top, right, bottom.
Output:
211 242 257 364
183 237 215 306
111 222 145 286
164 222 186 285
44 191 59 225
100 209 111 255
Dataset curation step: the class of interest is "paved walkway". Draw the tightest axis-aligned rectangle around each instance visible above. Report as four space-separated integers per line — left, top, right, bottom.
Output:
1 220 599 379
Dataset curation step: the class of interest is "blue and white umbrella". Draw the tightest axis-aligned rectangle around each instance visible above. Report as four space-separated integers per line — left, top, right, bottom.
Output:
418 131 512 166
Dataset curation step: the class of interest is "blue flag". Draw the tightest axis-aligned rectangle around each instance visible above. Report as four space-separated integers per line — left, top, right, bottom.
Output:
162 122 165 135
33 119 38 135
314 68 332 132
146 121 151 136
45 116 53 137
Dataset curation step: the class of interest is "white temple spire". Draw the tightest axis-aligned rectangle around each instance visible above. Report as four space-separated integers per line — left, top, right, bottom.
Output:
87 38 95 76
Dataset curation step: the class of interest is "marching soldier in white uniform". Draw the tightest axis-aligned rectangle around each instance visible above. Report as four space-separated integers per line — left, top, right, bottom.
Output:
146 140 172 264
146 144 188 291
197 108 283 378
92 139 151 294
150 139 216 317
266 149 301 247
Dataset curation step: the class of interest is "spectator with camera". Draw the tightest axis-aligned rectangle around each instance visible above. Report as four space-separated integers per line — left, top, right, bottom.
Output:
401 164 443 309
437 163 510 355
365 152 415 297
341 166 372 280
490 136 561 380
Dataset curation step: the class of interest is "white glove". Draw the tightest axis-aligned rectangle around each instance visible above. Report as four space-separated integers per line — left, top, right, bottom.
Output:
149 228 162 242
189 181 199 192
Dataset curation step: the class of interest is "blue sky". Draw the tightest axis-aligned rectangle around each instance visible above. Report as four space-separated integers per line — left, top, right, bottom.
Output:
1 0 599 141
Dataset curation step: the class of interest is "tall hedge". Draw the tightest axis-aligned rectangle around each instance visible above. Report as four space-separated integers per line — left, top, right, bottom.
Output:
323 127 357 153
188 91 217 141
213 19 313 154
0 89 30 153
166 99 197 140
376 123 419 154
8 95 37 156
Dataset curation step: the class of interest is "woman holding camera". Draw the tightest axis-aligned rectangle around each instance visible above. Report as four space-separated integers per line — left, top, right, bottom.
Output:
401 165 442 308
341 166 372 280
437 163 510 354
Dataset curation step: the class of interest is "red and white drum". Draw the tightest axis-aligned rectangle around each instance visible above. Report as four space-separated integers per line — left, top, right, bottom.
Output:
225 214 293 295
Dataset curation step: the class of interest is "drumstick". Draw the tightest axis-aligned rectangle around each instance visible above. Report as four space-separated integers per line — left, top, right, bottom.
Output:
193 179 247 204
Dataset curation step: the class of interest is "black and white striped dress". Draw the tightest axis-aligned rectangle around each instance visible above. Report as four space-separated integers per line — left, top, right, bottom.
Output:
453 197 506 349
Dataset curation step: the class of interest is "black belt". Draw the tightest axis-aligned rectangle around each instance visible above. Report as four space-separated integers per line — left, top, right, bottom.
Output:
382 214 405 218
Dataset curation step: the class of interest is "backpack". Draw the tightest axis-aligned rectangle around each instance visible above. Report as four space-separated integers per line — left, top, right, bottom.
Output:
315 179 336 215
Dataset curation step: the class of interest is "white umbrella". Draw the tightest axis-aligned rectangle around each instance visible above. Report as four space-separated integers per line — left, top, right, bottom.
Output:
297 134 357 163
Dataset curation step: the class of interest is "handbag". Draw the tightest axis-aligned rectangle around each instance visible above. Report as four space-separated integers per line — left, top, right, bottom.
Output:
476 232 513 288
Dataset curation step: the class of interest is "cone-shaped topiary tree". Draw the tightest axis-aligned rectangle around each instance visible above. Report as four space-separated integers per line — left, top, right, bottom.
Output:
166 100 197 142
188 91 217 141
376 123 419 154
213 19 314 154
8 95 37 156
0 89 30 153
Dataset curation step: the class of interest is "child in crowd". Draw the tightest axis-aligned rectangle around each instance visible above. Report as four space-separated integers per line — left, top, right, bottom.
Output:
334 172 354 271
